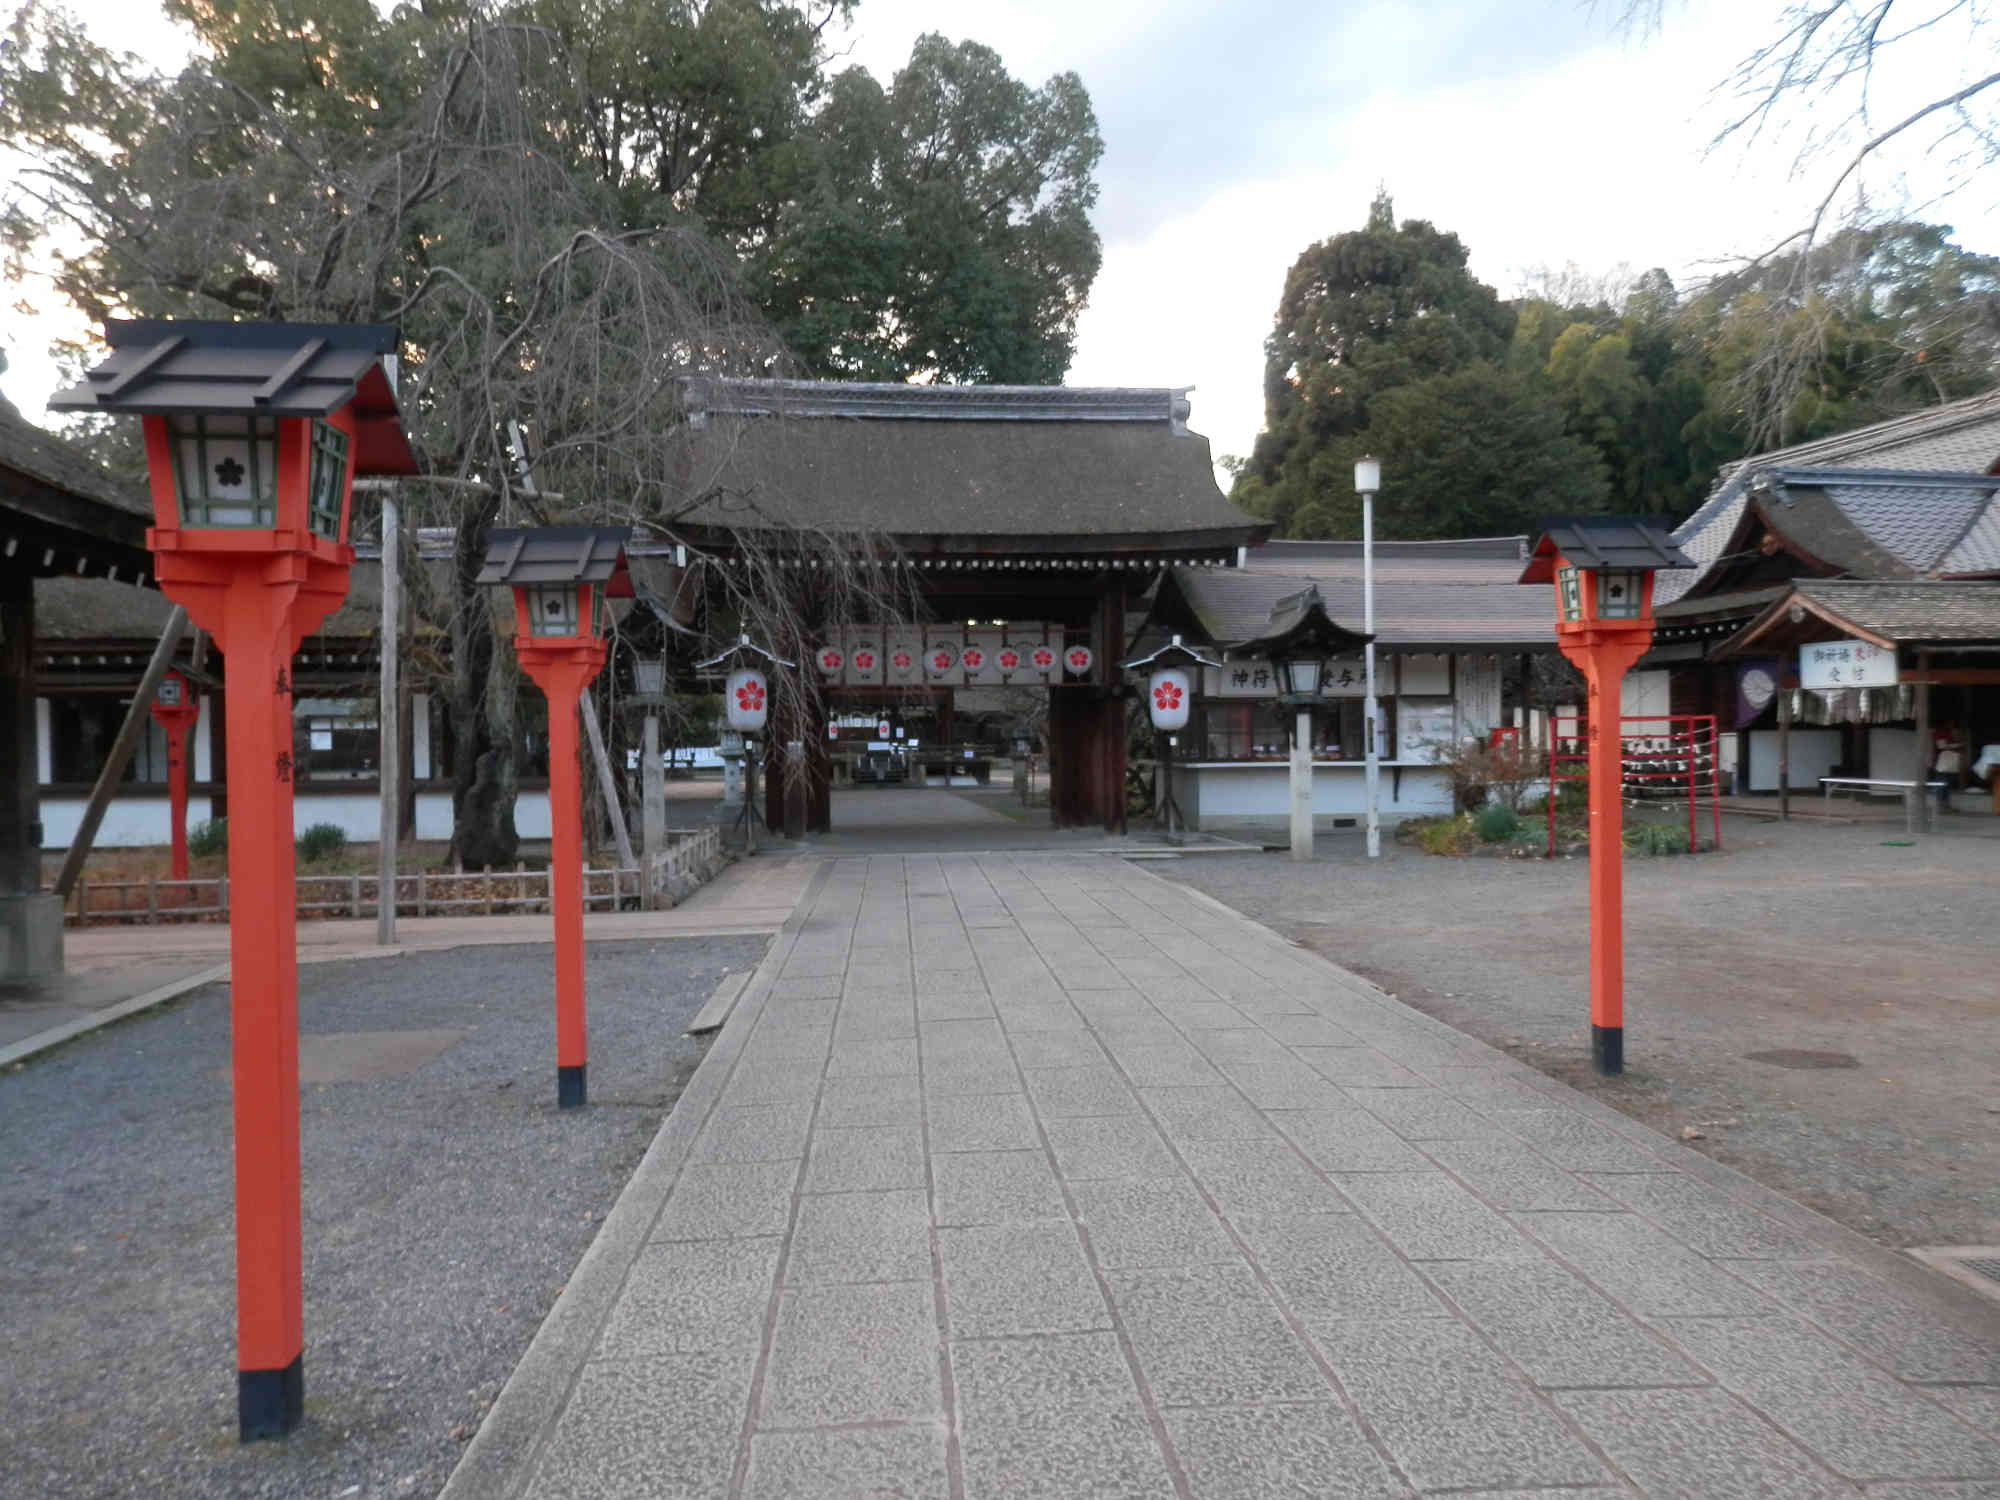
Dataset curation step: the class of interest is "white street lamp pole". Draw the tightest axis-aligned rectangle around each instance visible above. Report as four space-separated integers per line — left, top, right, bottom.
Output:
1356 457 1382 859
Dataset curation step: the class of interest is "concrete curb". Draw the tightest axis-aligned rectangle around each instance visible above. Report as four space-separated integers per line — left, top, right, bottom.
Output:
1132 860 2000 1339
439 861 832 1500
0 962 230 1068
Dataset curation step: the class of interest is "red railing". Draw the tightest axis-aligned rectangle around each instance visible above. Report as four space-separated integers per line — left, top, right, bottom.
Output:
1546 713 1723 858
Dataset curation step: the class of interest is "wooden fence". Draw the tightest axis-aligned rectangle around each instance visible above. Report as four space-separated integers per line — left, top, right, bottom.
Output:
67 826 724 927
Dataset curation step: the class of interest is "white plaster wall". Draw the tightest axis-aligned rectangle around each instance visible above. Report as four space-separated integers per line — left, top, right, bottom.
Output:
194 698 214 781
1868 727 1920 782
415 790 453 841
1620 670 1672 723
1185 764 1452 824
411 693 432 780
40 796 176 849
1745 728 1841 790
410 790 552 842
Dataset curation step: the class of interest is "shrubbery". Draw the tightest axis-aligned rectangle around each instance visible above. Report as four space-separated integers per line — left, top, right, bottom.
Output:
295 822 347 862
187 818 228 857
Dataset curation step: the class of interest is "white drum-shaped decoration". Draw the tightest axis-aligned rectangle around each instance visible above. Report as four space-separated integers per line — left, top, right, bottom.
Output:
1063 644 1094 677
726 668 769 732
1148 668 1191 731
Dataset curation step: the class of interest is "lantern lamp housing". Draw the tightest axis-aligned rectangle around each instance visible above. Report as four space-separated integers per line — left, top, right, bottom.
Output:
631 658 667 699
1556 565 1584 624
1232 586 1371 710
475 527 634 645
1519 516 1694 625
47 319 417 549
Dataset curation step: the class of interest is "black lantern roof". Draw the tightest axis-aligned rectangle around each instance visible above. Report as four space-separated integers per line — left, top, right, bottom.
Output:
694 633 797 672
1520 516 1693 583
1236 584 1372 659
476 526 634 592
49 319 417 476
1119 633 1222 673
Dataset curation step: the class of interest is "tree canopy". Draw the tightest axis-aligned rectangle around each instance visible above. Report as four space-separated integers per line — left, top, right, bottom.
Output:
1234 197 2000 541
0 0 1101 863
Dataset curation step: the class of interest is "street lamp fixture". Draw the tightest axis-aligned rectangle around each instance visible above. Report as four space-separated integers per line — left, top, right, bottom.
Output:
1238 585 1371 862
1521 515 1693 1075
51 318 414 1443
630 655 667 701
477 526 634 1112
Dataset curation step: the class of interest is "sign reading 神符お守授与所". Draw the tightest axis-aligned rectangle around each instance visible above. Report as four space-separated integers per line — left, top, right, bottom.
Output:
1799 638 1898 691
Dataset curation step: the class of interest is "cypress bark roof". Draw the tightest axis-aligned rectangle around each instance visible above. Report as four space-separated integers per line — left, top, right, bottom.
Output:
669 378 1267 557
1150 540 1557 652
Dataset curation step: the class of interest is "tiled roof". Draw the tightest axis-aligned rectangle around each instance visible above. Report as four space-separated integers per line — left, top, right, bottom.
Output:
1665 387 2000 601
1793 579 2000 643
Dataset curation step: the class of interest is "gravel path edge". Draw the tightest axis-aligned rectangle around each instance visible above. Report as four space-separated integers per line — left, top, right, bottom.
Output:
1159 861 2000 1338
437 860 831 1500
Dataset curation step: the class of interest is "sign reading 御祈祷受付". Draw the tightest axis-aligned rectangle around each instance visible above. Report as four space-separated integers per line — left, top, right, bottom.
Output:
1799 638 1898 691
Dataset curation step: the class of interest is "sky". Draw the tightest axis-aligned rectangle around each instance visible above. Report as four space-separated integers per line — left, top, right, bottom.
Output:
3 0 1996 477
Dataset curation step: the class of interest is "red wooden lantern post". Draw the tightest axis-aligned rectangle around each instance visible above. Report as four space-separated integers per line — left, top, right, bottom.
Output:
1521 518 1692 1075
476 528 634 1110
149 668 201 880
53 320 414 1440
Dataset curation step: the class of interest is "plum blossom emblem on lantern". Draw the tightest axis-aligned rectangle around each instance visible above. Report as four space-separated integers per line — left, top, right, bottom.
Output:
726 668 769 731
1153 681 1182 713
1065 645 1094 676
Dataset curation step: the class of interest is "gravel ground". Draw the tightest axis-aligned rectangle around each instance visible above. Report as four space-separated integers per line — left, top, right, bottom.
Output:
0 936 766 1500
1161 813 2000 1251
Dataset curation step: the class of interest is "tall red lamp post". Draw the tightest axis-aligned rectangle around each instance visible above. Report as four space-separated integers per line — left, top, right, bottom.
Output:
52 320 414 1440
476 527 634 1110
1520 517 1692 1076
150 668 201 880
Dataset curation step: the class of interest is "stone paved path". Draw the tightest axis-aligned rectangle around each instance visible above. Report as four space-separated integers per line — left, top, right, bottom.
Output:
448 853 2000 1500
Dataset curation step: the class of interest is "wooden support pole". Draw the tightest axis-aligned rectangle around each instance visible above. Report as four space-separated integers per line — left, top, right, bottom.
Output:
1777 684 1792 821
1910 649 1931 836
55 606 189 899
580 687 637 871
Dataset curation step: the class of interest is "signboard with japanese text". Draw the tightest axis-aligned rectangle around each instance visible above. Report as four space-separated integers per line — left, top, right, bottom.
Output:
1396 699 1458 763
1799 638 1897 691
1205 656 1370 698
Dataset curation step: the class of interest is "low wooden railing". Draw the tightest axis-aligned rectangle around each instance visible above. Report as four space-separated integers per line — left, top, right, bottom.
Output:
66 826 726 926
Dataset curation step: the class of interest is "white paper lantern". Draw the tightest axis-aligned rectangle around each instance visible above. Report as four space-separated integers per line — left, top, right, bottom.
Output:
725 669 769 732
1063 644 1094 677
926 641 959 679
816 645 844 678
1148 668 1191 730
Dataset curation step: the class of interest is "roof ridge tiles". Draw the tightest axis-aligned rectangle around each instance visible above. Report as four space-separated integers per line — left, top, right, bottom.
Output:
681 376 1194 428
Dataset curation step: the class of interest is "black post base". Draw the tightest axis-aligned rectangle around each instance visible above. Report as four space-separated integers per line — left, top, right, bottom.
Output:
1592 1024 1624 1076
238 1355 303 1441
558 1064 587 1110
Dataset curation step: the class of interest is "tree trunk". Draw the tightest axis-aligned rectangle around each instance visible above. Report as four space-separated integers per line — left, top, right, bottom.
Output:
448 502 520 871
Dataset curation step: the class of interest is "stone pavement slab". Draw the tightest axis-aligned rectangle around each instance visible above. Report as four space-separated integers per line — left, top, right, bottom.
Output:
447 853 2000 1500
